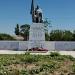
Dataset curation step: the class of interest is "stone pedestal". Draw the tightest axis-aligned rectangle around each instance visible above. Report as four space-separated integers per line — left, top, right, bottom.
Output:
28 23 45 49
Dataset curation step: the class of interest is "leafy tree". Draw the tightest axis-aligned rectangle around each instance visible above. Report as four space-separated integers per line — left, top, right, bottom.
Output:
72 30 75 41
62 30 73 41
20 24 30 41
0 33 15 40
50 30 73 41
45 33 50 41
50 30 63 41
15 24 20 35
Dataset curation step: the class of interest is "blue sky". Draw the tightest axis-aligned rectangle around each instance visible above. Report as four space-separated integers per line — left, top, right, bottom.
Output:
0 0 75 34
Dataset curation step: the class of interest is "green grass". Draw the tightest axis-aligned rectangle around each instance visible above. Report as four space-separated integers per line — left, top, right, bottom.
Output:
0 52 75 75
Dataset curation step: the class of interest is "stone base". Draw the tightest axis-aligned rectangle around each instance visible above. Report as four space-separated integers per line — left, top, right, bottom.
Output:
29 23 45 49
28 41 45 49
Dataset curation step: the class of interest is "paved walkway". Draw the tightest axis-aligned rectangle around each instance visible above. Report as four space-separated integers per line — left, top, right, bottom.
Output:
0 50 75 58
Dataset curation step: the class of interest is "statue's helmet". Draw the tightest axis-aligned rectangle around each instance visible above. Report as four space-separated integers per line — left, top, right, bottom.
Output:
37 8 42 13
36 5 42 13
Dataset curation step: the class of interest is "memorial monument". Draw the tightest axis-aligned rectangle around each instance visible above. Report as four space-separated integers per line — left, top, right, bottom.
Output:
29 0 45 49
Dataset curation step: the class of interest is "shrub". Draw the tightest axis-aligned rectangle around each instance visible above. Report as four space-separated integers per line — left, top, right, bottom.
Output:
72 64 75 73
51 56 66 61
20 70 28 75
64 55 75 61
20 54 39 63
40 62 57 73
50 52 60 57
25 55 39 63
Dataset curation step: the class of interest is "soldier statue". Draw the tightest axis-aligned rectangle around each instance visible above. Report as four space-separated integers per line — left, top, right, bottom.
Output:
30 0 43 23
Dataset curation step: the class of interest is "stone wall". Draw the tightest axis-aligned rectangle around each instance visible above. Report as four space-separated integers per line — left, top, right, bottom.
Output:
0 41 19 50
55 41 75 51
45 41 55 50
18 41 28 50
0 41 75 51
0 41 28 50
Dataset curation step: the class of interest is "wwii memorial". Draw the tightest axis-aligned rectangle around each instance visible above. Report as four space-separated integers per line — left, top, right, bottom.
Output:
29 0 45 50
0 0 75 74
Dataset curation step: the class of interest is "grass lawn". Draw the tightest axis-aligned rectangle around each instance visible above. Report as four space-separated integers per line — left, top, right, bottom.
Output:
0 52 75 75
